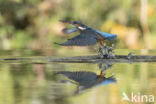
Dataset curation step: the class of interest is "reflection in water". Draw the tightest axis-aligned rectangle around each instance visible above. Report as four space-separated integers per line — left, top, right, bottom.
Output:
0 64 68 104
57 61 116 94
0 50 156 104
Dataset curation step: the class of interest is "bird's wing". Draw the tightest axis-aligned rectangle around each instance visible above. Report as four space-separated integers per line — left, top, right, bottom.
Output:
58 31 97 46
62 28 78 34
60 20 73 24
57 71 97 83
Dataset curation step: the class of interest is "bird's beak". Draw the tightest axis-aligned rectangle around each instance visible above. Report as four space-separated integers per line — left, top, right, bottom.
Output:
60 20 73 24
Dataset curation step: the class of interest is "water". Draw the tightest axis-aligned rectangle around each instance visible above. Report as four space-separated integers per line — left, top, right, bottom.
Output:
0 49 156 104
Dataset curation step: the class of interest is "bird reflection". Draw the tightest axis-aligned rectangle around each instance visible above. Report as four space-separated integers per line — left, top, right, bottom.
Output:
57 61 116 94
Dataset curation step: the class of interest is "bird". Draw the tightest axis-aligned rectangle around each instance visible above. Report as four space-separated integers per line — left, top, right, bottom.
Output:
60 20 117 43
57 20 117 58
57 71 116 94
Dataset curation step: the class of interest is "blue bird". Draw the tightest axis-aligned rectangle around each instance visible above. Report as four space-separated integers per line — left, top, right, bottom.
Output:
60 20 117 40
57 20 117 58
57 71 116 94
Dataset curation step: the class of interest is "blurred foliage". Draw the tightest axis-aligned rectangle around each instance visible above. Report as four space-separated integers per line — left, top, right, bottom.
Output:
0 0 156 52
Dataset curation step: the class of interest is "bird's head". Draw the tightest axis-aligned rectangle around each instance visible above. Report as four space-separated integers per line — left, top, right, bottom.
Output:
60 20 87 30
72 21 87 30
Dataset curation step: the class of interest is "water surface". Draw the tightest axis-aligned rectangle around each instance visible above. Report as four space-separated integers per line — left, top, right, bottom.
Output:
0 49 156 104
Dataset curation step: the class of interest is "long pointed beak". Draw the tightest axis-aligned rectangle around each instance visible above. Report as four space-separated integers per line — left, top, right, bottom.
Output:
59 20 73 24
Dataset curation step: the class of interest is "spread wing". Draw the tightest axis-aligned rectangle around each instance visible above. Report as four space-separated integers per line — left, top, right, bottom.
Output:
58 30 98 46
62 28 78 34
57 71 97 83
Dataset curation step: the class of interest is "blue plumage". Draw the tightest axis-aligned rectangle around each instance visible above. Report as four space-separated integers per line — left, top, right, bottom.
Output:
87 26 117 40
57 71 116 89
98 77 116 86
95 30 117 40
59 20 117 46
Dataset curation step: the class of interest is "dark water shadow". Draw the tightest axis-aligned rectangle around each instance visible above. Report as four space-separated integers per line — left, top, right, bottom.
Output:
56 61 116 95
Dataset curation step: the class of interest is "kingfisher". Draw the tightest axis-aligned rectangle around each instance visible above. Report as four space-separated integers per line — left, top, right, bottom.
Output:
57 20 117 58
57 71 116 94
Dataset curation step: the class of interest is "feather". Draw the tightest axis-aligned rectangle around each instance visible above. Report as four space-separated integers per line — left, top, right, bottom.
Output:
62 28 77 34
58 29 98 46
